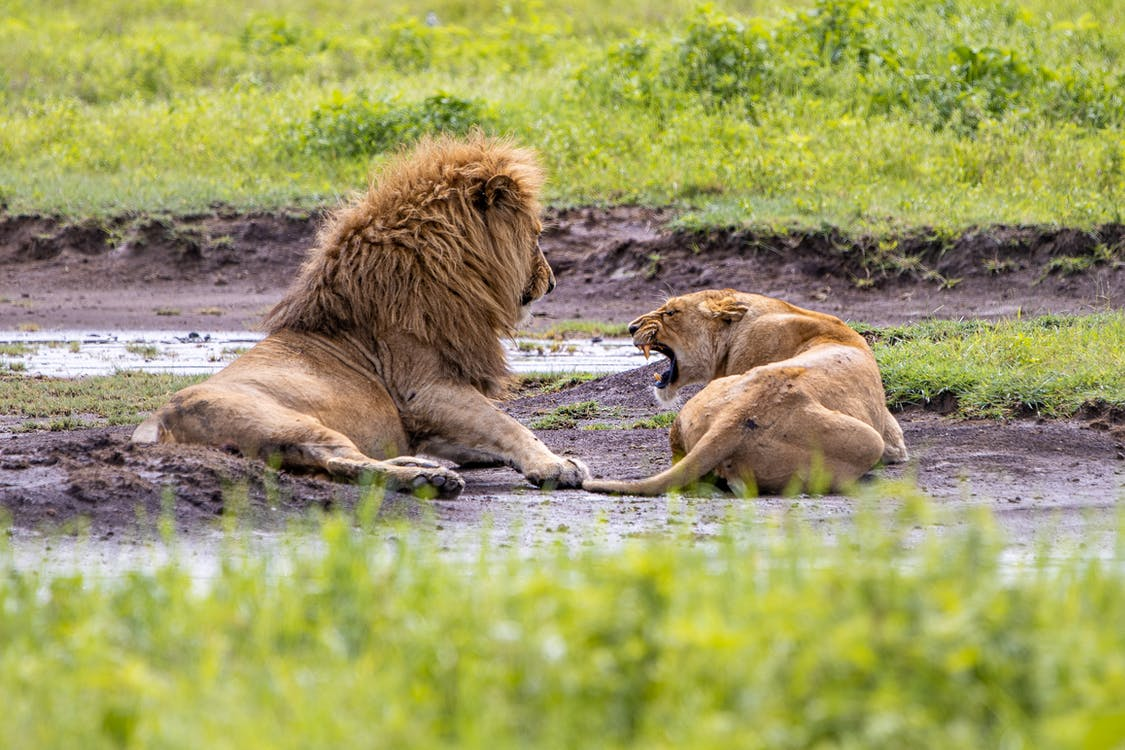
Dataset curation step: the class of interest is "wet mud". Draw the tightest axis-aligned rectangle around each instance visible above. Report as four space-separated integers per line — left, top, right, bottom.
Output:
1 209 1123 552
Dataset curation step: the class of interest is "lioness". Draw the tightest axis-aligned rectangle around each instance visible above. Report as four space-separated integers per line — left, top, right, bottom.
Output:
132 135 589 497
584 289 907 495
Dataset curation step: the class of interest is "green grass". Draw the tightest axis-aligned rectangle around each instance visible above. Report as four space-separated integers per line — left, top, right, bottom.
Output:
0 343 35 357
1 0 1123 230
124 343 163 360
630 411 679 429
868 312 1125 418
530 399 624 429
529 320 633 340
0 372 204 428
2 504 1124 748
515 371 599 395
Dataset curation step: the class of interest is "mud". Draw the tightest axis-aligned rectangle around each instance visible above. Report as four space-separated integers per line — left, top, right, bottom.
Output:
1 209 1123 552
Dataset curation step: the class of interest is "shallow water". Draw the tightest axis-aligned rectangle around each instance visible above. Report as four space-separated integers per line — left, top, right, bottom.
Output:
0 329 646 377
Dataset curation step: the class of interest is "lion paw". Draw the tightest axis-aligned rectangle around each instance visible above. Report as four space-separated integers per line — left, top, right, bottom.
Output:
325 457 465 499
525 457 591 490
403 469 465 499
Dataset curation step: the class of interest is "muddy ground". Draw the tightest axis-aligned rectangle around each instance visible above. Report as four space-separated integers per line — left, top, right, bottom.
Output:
1 209 1123 550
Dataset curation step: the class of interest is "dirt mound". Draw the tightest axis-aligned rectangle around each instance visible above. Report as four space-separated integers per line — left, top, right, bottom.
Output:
2 209 1122 330
0 426 442 536
536 215 1125 327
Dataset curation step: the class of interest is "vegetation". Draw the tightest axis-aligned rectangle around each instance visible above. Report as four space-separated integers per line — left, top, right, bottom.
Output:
530 399 623 429
0 372 204 429
516 371 599 395
124 343 163 360
0 343 35 357
867 312 1125 418
630 411 679 429
1 0 1123 230
2 506 1124 748
529 320 633 340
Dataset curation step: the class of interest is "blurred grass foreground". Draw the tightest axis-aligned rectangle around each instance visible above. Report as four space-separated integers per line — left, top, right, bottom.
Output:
2 505 1124 749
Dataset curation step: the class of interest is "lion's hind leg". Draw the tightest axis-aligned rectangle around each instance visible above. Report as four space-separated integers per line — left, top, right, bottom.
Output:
135 388 465 498
746 405 886 494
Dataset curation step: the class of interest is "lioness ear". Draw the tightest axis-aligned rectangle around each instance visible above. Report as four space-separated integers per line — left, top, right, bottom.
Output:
702 296 749 322
476 174 518 212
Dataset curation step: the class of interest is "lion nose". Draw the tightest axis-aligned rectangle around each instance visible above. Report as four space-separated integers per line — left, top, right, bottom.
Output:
628 322 640 335
546 273 555 294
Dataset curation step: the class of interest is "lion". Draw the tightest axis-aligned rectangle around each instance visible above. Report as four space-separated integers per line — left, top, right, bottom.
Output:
584 289 908 496
131 135 589 498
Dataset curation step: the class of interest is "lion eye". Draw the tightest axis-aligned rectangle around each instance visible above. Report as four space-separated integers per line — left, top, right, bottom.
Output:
664 309 677 317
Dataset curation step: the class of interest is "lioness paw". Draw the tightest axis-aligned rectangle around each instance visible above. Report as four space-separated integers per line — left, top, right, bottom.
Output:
525 457 591 490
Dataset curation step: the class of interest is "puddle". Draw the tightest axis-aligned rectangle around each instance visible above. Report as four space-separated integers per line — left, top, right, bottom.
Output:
0 329 646 377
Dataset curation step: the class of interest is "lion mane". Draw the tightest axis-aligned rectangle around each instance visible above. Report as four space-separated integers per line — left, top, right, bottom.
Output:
264 135 546 398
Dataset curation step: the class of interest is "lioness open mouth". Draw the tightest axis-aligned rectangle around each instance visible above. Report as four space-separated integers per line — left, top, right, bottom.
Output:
643 342 677 389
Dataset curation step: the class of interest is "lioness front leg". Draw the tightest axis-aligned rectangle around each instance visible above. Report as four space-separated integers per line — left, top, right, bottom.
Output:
412 386 590 489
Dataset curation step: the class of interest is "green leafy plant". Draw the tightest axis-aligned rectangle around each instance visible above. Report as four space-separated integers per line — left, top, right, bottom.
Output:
293 91 489 158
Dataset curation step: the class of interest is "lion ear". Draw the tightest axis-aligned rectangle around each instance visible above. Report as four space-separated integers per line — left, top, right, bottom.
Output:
476 174 518 212
702 296 749 322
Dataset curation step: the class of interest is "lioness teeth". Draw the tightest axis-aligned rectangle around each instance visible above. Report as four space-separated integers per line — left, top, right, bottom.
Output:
641 344 651 360
653 372 662 382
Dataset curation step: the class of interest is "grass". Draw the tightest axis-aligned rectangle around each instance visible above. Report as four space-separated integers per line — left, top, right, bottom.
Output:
530 400 623 429
515 371 599 396
867 312 1125 418
1 0 1123 231
0 343 35 357
529 320 633 340
124 343 163 360
1 504 1124 748
0 372 204 428
630 411 679 429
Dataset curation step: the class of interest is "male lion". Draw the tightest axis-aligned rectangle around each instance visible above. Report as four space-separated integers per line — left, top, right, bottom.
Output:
584 289 908 496
132 135 589 497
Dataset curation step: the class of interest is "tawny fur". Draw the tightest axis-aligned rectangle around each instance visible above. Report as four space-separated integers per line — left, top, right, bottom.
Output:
584 289 908 496
133 134 589 497
264 135 547 398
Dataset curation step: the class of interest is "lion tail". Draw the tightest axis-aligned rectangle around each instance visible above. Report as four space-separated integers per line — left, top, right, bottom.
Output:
583 431 727 496
130 413 165 444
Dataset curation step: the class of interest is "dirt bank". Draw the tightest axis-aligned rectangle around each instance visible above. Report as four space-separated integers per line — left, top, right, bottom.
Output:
1 209 1122 547
2 209 1122 331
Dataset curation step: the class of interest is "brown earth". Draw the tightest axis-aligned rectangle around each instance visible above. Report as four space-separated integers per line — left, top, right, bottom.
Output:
1 209 1123 546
